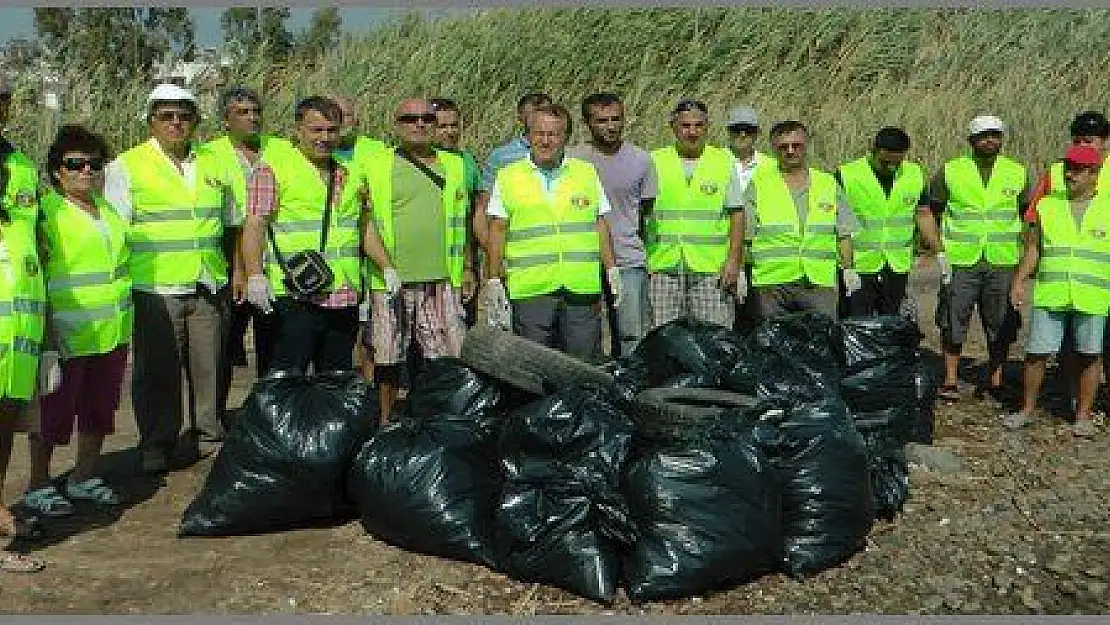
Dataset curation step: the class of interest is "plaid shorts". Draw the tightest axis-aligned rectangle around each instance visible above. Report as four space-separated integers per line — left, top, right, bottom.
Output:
649 272 735 329
368 281 466 365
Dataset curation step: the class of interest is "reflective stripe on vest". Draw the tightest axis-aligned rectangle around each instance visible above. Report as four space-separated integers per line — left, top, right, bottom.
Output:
1032 194 1110 315
40 191 133 357
942 155 1025 267
750 166 840 287
647 145 734 273
497 157 603 299
363 148 468 291
118 139 227 289
838 156 923 273
0 208 45 400
262 144 364 297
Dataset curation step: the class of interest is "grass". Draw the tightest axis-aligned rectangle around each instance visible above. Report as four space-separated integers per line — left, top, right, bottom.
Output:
7 8 1110 175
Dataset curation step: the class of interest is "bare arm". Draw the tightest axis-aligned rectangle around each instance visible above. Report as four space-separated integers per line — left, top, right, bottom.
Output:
838 236 854 269
726 209 744 265
487 217 508 280
242 215 266 276
915 207 943 253
598 217 615 270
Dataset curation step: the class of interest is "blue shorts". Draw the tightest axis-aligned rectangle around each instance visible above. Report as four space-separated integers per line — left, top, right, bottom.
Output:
1025 308 1106 356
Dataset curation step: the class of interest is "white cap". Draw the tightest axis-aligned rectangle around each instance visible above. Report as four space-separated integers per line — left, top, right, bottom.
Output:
147 83 197 107
968 114 1005 136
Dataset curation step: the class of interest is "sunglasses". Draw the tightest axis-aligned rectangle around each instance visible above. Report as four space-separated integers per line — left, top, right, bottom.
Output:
397 113 437 124
62 157 105 172
153 110 196 123
728 124 759 135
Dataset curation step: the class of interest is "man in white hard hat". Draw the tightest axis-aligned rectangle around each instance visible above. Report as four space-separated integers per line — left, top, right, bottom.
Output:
104 83 237 474
917 114 1033 405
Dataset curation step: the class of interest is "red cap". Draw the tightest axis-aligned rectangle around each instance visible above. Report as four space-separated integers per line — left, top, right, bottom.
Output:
1064 145 1103 167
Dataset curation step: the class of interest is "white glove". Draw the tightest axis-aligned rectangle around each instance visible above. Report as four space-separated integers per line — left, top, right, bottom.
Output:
842 268 862 296
246 274 274 314
735 271 748 303
383 267 401 298
39 350 62 395
936 252 953 286
607 266 622 308
358 299 370 324
485 278 512 330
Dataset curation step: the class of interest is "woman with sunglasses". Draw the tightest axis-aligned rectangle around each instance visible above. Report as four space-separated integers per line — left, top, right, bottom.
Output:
20 125 130 518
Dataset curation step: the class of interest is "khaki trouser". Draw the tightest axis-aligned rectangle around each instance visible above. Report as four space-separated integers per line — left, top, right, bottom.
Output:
131 287 230 451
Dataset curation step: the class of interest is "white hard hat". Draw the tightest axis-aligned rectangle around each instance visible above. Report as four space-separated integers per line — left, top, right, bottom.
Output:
147 83 197 107
968 114 1005 137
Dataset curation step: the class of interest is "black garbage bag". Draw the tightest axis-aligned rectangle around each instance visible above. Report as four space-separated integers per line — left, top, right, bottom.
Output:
180 372 377 537
634 317 743 389
726 312 843 399
348 414 502 567
496 384 638 604
748 395 875 578
606 354 649 403
853 408 911 520
404 357 504 421
622 413 782 602
839 316 922 517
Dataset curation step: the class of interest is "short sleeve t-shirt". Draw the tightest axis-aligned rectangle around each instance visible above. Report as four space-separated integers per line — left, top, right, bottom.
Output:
388 154 449 283
741 172 860 240
568 142 657 267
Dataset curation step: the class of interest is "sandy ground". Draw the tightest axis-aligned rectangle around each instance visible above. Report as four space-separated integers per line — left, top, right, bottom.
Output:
2 259 1109 614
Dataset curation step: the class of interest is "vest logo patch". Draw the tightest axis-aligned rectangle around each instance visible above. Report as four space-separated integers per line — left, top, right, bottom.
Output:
699 182 719 195
23 255 38 277
15 191 34 207
456 189 466 202
1091 228 1107 239
570 194 592 209
1001 187 1018 198
903 194 916 206
819 202 835 213
204 176 223 189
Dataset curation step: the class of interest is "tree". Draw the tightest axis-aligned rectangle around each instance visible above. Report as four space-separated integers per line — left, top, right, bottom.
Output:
260 7 294 63
32 8 196 82
297 8 342 61
2 38 42 73
221 7 260 56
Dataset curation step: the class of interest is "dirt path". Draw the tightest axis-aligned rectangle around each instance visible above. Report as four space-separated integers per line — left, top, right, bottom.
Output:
3 261 1109 614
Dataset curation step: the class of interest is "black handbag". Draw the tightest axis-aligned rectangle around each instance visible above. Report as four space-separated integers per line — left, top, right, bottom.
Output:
268 159 337 298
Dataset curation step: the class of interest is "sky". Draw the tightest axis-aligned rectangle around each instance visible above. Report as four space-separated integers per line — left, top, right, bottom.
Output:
0 7 427 47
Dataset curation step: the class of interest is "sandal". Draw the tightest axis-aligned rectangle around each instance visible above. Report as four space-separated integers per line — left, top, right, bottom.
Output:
937 384 960 402
20 485 74 518
65 477 121 505
0 550 45 573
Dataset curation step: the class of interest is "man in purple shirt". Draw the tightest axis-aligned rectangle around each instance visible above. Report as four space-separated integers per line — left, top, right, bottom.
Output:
568 93 658 357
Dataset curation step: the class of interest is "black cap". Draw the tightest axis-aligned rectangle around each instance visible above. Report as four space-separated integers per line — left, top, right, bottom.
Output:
1070 111 1110 139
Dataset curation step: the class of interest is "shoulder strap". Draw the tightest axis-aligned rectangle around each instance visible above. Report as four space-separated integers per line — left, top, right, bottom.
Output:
397 148 446 189
266 158 336 262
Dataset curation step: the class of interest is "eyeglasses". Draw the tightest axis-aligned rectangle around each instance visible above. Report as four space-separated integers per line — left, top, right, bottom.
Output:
152 110 196 123
728 124 759 135
62 157 105 172
672 99 708 115
774 142 806 150
397 113 437 124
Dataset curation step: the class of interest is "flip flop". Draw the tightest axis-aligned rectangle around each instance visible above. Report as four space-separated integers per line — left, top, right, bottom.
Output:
0 550 45 573
937 384 960 402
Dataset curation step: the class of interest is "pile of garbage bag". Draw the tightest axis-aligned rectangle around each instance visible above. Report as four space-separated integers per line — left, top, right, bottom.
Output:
179 313 934 603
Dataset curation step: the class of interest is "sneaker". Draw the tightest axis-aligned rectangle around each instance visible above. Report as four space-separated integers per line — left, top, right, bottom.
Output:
20 485 74 518
1002 411 1035 429
1072 419 1099 438
64 477 121 506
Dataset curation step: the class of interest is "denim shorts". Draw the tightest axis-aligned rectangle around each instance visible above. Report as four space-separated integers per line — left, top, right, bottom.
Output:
1025 307 1106 356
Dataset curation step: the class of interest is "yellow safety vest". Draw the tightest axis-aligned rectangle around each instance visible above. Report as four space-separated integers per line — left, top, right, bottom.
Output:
647 145 734 273
201 134 284 225
1033 194 1110 315
262 143 364 298
497 157 603 300
838 157 924 274
39 191 132 358
363 148 467 291
750 166 840 287
1047 155 1110 201
0 212 45 400
118 139 228 290
941 155 1025 267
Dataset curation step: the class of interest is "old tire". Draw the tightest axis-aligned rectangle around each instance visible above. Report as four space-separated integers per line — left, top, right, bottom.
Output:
460 326 614 395
632 387 758 440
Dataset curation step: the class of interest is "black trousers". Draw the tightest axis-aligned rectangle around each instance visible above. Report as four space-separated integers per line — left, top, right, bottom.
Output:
842 265 909 318
268 297 360 375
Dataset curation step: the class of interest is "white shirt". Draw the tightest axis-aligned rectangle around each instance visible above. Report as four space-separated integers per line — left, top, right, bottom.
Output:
734 150 765 197
486 156 612 219
103 138 230 295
